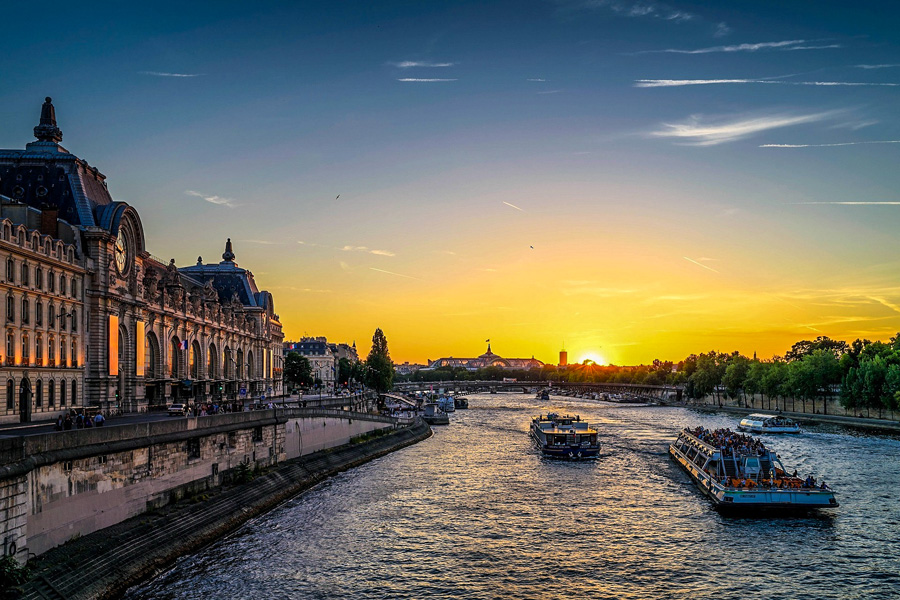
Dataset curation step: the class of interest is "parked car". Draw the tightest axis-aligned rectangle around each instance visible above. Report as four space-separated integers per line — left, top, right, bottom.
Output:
168 403 188 416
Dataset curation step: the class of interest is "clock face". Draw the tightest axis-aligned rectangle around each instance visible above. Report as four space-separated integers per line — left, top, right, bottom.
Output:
115 229 130 275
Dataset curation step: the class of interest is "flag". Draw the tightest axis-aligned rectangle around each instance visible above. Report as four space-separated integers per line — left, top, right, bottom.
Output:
179 340 188 350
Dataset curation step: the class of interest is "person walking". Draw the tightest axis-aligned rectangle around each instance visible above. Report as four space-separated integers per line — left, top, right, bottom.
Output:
94 412 105 427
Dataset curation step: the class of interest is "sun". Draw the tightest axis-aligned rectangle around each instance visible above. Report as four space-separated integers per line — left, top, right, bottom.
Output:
578 352 607 366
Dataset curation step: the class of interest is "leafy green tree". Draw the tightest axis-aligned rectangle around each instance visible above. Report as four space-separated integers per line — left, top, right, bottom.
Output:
283 352 313 390
785 336 849 362
365 328 394 393
337 357 353 387
723 355 750 404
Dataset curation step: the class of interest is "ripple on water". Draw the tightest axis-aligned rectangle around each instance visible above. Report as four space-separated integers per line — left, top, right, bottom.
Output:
125 395 900 600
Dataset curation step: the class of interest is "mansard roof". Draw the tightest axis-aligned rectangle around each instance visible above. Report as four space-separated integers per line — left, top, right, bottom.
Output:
179 240 269 311
0 99 113 229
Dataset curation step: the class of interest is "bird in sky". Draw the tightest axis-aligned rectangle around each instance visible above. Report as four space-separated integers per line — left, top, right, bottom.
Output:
529 245 534 249
335 194 340 200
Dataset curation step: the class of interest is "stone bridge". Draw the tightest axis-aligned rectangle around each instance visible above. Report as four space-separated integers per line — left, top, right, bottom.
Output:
394 381 682 402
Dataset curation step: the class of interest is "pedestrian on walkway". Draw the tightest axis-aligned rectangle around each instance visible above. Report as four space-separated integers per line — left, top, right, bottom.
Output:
94 413 105 427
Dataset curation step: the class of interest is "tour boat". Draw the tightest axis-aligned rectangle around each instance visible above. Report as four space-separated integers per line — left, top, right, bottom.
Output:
530 413 600 459
422 403 449 425
669 427 838 512
737 414 801 434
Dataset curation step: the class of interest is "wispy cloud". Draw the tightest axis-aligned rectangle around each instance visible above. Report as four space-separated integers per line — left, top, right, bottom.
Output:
650 112 836 146
713 22 732 38
791 201 900 205
562 0 696 23
855 63 900 69
633 39 837 55
341 245 396 256
388 61 455 68
683 256 719 273
397 78 458 82
761 140 900 148
139 71 201 77
185 190 238 208
537 89 563 94
369 267 422 280
503 201 525 212
527 78 547 82
635 78 898 87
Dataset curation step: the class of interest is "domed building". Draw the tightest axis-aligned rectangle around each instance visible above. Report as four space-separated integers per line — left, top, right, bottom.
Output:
426 342 544 371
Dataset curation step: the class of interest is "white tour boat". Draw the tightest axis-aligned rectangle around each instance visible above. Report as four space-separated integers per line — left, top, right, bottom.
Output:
531 413 600 459
669 426 837 512
738 414 801 434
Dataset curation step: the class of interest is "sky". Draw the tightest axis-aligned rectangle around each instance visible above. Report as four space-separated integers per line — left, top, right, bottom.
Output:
2 0 900 366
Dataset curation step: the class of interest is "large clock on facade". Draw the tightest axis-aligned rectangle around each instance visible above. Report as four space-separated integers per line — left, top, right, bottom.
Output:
115 229 131 276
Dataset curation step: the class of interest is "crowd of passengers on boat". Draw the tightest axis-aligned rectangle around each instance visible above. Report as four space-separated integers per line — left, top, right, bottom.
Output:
687 426 830 490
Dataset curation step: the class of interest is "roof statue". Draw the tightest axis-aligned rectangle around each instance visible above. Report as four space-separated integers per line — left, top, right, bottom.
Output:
34 97 63 143
222 238 235 262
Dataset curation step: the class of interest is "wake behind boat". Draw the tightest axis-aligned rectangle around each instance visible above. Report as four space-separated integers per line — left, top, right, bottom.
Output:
669 426 837 513
738 413 801 434
531 413 600 459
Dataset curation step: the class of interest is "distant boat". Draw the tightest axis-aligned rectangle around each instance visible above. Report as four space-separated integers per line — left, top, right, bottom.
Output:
422 403 449 425
454 396 469 409
530 413 600 459
738 414 801 434
537 389 550 401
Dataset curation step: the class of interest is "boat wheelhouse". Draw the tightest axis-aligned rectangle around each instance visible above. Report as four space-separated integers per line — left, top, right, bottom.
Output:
531 413 600 459
738 414 801 434
669 427 837 512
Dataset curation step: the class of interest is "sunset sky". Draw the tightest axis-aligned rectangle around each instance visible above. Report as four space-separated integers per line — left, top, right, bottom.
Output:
2 1 899 365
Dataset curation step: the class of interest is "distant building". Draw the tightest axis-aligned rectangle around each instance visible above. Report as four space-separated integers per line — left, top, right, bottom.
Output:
284 336 345 391
424 343 544 371
394 362 427 375
559 348 568 368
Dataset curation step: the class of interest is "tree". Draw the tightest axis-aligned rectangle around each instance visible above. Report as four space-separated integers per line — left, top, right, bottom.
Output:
365 328 394 393
723 355 750 405
337 357 353 387
283 352 313 390
785 336 848 362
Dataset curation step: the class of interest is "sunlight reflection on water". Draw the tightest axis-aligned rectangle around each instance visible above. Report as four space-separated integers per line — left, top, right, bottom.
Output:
125 394 900 599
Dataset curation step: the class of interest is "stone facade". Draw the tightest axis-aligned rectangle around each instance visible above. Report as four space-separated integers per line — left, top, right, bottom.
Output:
1 201 86 422
0 98 284 420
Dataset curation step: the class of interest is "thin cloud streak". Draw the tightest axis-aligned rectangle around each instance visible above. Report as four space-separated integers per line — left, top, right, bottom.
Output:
503 201 525 211
761 140 900 148
388 61 455 68
856 64 900 69
139 71 201 77
564 0 696 23
635 79 899 87
650 112 836 146
527 78 547 82
369 267 422 280
683 256 719 273
397 78 458 82
635 39 830 55
185 190 238 208
791 202 900 205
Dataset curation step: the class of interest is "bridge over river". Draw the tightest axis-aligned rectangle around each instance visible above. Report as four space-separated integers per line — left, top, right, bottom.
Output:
394 380 682 403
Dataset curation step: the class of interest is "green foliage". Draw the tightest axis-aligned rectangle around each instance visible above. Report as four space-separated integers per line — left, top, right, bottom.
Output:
365 328 394 393
0 556 29 599
284 352 313 389
337 357 353 387
233 462 253 484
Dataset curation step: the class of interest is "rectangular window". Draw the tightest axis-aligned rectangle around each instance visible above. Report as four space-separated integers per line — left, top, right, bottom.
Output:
21 299 29 325
252 426 263 442
187 438 201 460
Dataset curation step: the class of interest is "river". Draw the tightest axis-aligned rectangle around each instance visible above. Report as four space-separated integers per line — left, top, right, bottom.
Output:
125 393 900 599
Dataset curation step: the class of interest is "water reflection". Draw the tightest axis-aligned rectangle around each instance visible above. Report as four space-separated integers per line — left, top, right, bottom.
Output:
126 394 900 600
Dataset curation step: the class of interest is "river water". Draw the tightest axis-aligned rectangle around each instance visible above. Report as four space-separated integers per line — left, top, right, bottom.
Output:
125 393 900 599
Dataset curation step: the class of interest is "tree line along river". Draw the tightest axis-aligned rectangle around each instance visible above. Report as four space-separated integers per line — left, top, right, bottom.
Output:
125 393 900 600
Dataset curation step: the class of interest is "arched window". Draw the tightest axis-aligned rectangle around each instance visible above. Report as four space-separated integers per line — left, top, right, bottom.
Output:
69 381 76 406
48 379 55 407
146 332 159 378
35 300 43 325
21 333 29 364
5 258 13 283
208 344 217 379
60 307 66 331
6 296 13 322
71 308 77 332
35 267 43 290
48 335 55 365
5 331 13 364
71 340 77 368
44 241 50 255
224 347 233 379
237 349 244 379
36 334 43 364
169 338 182 378
60 380 66 408
21 263 29 286
36 380 43 408
48 303 55 328
6 380 13 410
60 337 67 367
21 298 29 325
248 350 254 379
71 278 77 297
190 341 201 380
48 273 54 293
59 274 66 295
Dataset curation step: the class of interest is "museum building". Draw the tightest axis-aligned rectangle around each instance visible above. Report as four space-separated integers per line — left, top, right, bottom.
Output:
0 98 283 422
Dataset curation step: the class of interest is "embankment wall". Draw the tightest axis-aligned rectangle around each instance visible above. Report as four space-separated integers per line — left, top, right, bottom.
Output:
0 408 394 560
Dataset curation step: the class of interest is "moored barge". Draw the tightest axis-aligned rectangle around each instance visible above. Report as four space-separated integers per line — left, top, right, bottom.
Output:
531 413 600 459
669 427 837 512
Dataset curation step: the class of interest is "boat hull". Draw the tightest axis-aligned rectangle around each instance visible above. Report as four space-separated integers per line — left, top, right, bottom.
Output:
669 443 837 512
531 430 599 459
